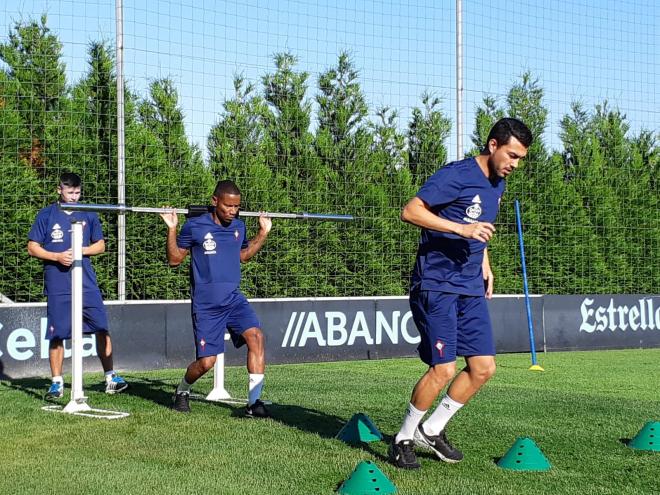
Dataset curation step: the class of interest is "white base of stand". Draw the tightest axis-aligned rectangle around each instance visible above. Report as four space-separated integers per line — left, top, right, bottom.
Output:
190 390 272 406
205 387 233 401
42 401 130 419
189 390 249 405
188 353 271 406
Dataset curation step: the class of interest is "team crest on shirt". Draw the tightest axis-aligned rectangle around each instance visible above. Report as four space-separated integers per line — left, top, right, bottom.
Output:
202 233 217 254
465 194 482 220
234 229 239 240
51 224 64 242
435 339 445 357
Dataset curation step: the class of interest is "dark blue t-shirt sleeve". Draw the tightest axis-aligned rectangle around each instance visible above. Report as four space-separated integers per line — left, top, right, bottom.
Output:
241 223 248 250
28 209 48 243
177 220 193 249
416 166 462 208
89 213 104 242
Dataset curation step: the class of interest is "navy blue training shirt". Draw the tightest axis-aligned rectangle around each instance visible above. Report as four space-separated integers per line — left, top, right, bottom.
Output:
411 157 505 296
28 204 104 295
177 213 248 308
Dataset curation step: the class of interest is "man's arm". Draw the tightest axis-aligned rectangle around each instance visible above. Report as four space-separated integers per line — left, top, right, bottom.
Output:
401 196 495 243
83 239 105 257
160 212 189 266
482 247 494 299
27 240 73 267
240 214 272 262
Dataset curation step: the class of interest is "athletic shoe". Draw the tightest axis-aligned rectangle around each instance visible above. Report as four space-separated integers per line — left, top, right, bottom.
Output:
387 438 420 469
172 391 191 413
45 382 64 399
105 374 129 394
245 399 270 418
413 426 464 463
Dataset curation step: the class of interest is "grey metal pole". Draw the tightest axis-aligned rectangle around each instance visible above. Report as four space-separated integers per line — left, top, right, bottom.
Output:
456 0 464 160
59 203 355 222
116 0 126 301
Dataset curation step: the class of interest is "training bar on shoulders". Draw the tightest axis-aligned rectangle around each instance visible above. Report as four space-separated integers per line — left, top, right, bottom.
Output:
58 202 354 221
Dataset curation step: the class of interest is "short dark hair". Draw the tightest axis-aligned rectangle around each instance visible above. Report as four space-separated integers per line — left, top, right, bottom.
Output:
59 172 81 188
213 179 241 197
485 118 533 150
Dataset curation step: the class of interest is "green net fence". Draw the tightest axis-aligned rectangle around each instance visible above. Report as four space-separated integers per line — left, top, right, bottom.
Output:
1 1 657 302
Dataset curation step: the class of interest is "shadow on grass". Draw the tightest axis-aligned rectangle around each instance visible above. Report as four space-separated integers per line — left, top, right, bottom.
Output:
272 403 391 462
210 400 390 463
2 376 52 402
0 359 8 380
2 374 178 409
109 375 177 408
4 375 392 462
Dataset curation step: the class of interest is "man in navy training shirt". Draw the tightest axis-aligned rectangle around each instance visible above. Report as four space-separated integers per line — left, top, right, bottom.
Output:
389 118 533 469
160 180 272 417
27 172 128 399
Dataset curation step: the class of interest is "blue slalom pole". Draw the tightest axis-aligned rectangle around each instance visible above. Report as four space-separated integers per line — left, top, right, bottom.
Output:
514 199 544 371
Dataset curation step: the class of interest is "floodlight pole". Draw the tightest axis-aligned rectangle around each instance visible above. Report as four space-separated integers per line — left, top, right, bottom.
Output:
456 0 464 160
116 0 126 301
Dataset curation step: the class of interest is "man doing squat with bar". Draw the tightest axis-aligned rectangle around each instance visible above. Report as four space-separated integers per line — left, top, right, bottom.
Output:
161 180 271 416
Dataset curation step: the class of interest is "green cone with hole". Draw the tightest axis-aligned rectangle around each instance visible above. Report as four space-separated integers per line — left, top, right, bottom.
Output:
628 421 660 451
496 437 551 471
336 413 383 444
337 460 397 494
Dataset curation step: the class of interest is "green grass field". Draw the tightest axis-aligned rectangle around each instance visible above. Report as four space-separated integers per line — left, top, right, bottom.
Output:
1 349 659 495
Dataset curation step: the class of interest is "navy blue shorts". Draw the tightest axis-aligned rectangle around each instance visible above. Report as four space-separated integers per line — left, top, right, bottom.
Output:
192 291 261 358
45 291 109 340
410 290 495 365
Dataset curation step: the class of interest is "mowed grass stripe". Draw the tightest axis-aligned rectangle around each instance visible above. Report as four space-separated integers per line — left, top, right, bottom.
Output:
1 348 658 494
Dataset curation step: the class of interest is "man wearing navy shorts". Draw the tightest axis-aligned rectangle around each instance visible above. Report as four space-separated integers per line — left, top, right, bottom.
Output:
389 118 533 469
161 180 271 416
27 172 128 399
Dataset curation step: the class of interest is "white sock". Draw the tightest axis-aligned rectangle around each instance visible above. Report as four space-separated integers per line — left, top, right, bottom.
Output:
248 373 264 406
176 377 192 394
422 394 464 436
104 370 115 383
395 403 427 443
52 375 63 385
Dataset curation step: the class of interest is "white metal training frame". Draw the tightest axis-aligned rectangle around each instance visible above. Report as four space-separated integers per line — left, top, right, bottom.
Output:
42 221 130 419
56 202 352 406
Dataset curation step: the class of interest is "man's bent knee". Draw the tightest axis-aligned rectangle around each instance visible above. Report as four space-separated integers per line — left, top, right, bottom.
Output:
197 355 217 372
242 327 265 351
466 359 496 384
428 362 456 384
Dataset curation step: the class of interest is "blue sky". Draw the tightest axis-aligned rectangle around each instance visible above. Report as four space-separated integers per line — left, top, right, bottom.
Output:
3 0 658 160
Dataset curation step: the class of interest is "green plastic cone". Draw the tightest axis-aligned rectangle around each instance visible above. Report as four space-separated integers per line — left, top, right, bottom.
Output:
497 437 551 471
337 461 397 495
628 421 660 452
336 413 383 444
